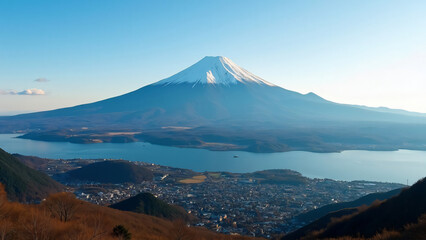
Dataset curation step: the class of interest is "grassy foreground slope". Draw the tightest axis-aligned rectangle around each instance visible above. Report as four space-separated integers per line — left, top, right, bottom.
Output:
0 184 254 240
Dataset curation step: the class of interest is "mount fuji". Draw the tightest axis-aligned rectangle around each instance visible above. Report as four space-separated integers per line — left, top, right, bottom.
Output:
1 56 426 152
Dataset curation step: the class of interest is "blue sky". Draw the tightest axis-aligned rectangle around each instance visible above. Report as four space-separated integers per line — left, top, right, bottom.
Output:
1 0 426 114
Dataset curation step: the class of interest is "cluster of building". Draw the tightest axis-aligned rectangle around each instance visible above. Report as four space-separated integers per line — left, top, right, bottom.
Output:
61 161 403 238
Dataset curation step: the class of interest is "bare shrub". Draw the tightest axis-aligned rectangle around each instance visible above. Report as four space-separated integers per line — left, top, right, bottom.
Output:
43 192 80 222
22 208 52 240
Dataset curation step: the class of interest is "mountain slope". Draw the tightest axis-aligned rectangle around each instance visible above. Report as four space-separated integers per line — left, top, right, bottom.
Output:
110 192 192 221
154 56 275 86
295 187 403 225
2 56 425 130
283 188 404 240
0 148 64 202
283 177 426 239
1 56 426 152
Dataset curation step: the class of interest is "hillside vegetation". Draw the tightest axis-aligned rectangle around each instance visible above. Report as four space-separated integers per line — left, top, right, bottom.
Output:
281 177 426 240
110 192 193 221
12 154 51 170
243 169 308 185
0 184 254 240
66 160 154 183
0 148 64 202
295 187 403 225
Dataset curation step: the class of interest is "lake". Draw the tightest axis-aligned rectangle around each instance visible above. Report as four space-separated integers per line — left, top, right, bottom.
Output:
0 134 425 184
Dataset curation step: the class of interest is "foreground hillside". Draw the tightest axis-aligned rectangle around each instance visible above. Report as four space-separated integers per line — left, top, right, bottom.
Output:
0 148 64 202
12 153 403 238
294 187 403 226
281 177 426 240
0 184 254 240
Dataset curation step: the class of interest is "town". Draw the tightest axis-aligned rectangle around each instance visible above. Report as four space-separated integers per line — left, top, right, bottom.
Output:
24 156 404 238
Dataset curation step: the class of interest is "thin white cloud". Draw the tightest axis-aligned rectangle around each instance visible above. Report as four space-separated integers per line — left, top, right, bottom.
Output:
18 88 46 95
0 88 46 95
34 78 49 82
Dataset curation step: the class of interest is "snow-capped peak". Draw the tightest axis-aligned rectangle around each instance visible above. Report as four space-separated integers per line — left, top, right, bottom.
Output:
153 56 275 87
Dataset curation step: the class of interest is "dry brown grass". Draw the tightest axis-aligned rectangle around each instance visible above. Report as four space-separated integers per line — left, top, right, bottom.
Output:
0 184 255 240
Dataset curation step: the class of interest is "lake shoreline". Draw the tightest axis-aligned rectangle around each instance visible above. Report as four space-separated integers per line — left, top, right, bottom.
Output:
1 134 426 184
16 131 426 154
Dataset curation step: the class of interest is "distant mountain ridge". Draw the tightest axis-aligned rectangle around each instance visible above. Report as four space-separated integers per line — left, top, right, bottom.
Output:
1 56 426 152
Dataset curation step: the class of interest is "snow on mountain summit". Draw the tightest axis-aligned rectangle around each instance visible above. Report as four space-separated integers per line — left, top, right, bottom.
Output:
153 56 275 87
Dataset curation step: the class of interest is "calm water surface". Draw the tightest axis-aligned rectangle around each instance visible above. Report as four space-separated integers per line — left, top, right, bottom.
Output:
1 134 425 184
